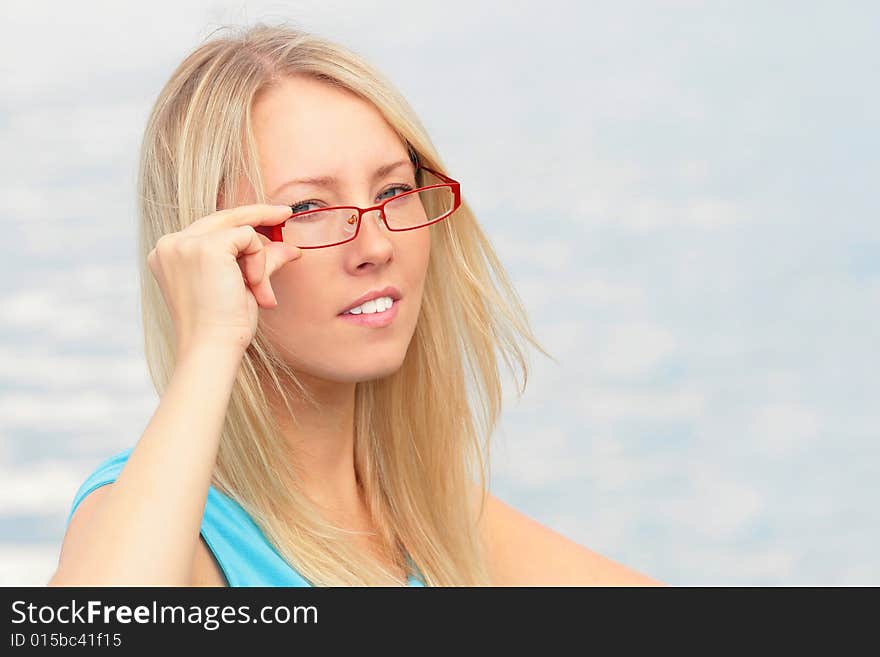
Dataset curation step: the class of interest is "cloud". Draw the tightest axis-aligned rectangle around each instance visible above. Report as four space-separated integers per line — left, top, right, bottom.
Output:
579 386 707 423
0 543 58 586
0 264 141 346
610 197 749 231
0 461 87 515
492 425 585 489
0 347 147 390
747 403 823 457
0 390 153 436
595 323 677 378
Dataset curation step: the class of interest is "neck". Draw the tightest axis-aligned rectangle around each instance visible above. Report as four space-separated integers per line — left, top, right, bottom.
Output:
264 373 406 579
268 372 362 518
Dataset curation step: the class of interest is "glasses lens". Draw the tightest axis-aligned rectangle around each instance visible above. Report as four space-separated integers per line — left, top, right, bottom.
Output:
281 207 360 248
384 185 455 230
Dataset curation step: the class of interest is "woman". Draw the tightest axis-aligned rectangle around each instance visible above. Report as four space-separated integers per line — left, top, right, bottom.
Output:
50 23 661 587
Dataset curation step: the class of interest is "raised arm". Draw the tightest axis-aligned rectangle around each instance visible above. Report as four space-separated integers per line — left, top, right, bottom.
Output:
49 203 300 586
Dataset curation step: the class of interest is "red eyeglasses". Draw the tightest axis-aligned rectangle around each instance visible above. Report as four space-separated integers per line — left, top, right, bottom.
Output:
256 166 461 249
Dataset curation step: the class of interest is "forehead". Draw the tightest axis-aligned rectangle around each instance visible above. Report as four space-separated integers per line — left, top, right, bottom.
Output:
251 75 408 178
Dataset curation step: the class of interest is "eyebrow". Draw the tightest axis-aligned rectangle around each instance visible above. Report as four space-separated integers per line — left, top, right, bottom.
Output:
268 159 414 197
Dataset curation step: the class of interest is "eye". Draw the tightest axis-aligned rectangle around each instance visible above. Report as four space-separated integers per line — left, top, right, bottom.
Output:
378 184 413 200
289 200 321 215
288 183 414 213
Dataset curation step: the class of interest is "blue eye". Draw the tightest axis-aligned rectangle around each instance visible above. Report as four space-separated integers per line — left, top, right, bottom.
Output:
288 184 413 214
289 200 320 215
378 184 413 200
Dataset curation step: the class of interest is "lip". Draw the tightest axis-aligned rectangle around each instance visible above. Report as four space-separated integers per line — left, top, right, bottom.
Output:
338 298 400 328
338 285 402 315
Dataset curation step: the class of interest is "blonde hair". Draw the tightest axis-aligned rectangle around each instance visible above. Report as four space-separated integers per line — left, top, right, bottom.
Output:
136 21 553 585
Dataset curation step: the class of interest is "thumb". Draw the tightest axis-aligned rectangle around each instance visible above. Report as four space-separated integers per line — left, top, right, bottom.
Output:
266 242 302 276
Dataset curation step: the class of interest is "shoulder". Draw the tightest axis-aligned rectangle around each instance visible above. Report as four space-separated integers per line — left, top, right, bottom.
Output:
63 447 134 529
52 448 135 584
473 487 664 586
57 447 226 587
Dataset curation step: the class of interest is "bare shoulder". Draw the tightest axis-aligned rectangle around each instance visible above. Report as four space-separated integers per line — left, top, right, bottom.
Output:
51 483 226 587
472 487 665 586
49 484 116 584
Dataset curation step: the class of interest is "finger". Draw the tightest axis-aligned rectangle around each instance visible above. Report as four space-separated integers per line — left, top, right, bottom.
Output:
231 227 278 308
244 242 302 308
264 241 302 275
234 228 301 306
188 203 292 236
238 243 266 298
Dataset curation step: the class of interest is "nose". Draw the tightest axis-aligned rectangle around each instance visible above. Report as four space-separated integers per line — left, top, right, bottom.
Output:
350 208 393 261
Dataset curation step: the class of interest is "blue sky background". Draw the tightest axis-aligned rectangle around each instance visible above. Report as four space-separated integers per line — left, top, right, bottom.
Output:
1 0 877 585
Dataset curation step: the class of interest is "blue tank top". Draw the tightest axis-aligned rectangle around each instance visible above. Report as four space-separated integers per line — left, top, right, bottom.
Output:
66 446 425 587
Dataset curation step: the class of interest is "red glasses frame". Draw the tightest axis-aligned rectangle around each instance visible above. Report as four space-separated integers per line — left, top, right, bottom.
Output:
257 166 461 249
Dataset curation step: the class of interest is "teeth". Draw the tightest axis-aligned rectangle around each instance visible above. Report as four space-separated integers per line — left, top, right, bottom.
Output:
346 295 393 315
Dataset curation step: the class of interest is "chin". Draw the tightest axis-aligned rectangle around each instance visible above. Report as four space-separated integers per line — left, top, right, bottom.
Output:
346 357 407 383
302 351 408 384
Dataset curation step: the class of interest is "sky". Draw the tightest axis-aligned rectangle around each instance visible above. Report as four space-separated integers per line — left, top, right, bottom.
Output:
1 0 877 585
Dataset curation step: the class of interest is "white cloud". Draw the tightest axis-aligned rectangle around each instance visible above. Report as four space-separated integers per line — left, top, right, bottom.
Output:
493 425 585 489
678 544 798 584
0 102 144 176
0 461 87 515
0 390 154 434
0 346 149 390
664 470 764 542
490 235 575 273
579 386 706 423
596 323 677 377
582 197 749 231
0 264 141 345
747 403 823 457
570 279 647 306
0 544 59 586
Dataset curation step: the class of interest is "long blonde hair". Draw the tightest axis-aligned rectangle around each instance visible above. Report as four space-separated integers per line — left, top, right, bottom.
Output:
136 21 553 585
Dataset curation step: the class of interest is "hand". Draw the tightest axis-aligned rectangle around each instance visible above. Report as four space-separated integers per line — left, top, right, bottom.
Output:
146 204 301 356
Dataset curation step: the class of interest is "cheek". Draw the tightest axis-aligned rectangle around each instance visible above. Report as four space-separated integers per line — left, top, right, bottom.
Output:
259 267 322 340
409 230 431 277
267 265 306 302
